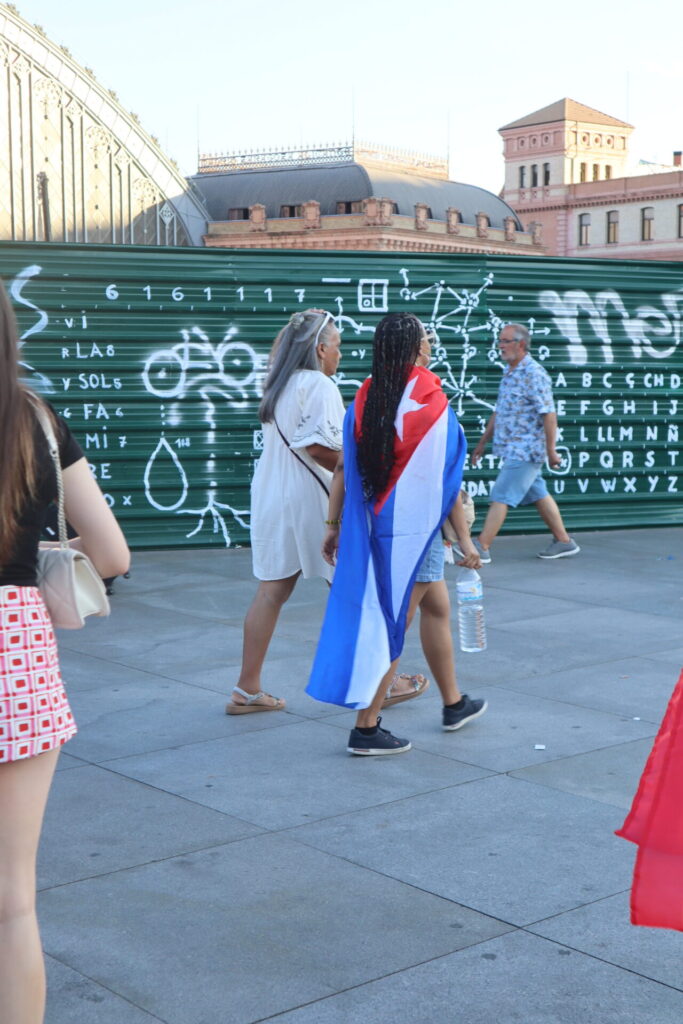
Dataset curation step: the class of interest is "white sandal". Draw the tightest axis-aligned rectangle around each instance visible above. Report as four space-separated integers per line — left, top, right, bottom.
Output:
225 686 286 715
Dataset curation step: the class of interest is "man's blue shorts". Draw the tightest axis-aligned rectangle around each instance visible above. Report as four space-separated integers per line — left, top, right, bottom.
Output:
490 459 548 508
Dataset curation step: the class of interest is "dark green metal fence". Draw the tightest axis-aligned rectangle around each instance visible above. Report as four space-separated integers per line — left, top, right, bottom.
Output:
1 242 681 549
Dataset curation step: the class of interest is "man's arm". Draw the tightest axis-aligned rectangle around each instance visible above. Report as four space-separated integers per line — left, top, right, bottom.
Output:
471 413 496 467
542 412 562 468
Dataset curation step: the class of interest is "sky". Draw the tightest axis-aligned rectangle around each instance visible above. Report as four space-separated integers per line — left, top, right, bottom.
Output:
9 0 683 195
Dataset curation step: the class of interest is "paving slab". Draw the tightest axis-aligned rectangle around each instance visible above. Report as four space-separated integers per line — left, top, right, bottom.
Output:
325 683 655 773
45 956 162 1023
103 721 494 831
55 751 88 771
38 764 262 888
529 891 683 991
482 655 678 721
289 774 633 925
494 604 681 664
265 929 683 1024
645 646 683 671
40 834 511 1024
510 738 653 809
65 674 291 761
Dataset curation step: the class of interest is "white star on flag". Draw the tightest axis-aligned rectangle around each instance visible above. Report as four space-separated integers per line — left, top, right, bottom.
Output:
394 376 426 441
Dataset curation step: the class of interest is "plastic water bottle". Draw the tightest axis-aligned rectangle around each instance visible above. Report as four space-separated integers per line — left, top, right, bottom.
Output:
456 568 487 653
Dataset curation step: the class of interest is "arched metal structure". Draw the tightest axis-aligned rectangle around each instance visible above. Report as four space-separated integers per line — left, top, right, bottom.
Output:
0 4 207 245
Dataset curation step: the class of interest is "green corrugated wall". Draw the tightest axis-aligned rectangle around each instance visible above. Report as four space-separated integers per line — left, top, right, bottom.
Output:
1 242 681 549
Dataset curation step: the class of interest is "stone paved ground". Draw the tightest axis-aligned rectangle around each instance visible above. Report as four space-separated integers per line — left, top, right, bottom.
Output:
40 527 683 1023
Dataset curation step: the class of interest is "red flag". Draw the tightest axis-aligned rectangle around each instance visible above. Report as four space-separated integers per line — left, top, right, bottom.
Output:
616 669 683 928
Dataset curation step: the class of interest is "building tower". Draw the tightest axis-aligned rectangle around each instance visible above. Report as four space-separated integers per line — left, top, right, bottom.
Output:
499 99 633 254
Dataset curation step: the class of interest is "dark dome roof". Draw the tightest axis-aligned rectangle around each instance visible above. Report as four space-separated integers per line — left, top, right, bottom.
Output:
189 162 521 230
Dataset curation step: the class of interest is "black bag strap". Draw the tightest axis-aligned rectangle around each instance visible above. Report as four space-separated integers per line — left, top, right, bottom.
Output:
273 416 330 497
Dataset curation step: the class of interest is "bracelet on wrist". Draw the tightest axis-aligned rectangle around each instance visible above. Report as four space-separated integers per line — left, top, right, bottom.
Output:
325 519 341 526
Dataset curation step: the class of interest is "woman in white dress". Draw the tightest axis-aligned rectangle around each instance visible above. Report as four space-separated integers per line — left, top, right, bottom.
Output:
226 310 345 713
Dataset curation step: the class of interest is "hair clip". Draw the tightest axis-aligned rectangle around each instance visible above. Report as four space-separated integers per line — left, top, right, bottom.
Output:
289 312 305 329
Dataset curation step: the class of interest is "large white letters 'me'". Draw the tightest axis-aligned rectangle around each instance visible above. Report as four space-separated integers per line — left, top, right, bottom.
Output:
537 288 630 365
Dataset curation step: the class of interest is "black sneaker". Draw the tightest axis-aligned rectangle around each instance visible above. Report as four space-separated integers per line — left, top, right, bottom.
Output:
443 695 488 732
347 716 411 756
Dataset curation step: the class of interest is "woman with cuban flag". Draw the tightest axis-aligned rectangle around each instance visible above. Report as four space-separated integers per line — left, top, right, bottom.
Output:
306 312 487 754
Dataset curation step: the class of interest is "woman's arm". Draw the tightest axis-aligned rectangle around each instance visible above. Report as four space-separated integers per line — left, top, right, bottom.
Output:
321 451 345 566
61 458 131 578
447 493 482 569
306 442 341 471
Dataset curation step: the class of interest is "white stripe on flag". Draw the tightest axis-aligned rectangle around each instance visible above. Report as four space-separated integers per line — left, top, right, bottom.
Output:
346 550 391 708
390 408 448 619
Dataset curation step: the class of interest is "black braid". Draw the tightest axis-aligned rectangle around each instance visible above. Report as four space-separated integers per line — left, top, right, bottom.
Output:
357 312 423 499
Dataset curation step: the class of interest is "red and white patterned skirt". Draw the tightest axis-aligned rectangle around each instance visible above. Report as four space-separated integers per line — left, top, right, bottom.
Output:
0 586 77 764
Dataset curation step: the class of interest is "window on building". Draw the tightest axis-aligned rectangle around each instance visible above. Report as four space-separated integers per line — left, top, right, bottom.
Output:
580 163 587 182
519 166 526 188
605 165 612 179
531 164 538 187
641 206 654 241
678 204 683 238
543 163 550 185
279 205 303 217
336 200 363 214
227 207 249 220
593 164 600 181
606 210 618 244
578 213 591 246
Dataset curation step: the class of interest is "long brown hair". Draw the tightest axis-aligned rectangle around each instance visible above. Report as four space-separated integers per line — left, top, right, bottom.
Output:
0 280 39 565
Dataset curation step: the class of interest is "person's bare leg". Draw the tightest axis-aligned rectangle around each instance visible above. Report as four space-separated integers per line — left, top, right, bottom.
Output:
355 660 400 728
232 573 300 704
416 580 462 706
534 496 570 543
477 501 509 551
0 748 59 1024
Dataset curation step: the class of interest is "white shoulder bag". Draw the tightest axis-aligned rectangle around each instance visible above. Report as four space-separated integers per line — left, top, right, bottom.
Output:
33 403 110 629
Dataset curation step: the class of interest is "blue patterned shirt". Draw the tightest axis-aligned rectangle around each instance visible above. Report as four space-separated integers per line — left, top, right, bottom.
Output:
493 355 555 463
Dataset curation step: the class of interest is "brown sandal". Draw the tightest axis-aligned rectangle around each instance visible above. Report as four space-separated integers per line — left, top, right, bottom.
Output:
382 674 430 708
225 686 286 715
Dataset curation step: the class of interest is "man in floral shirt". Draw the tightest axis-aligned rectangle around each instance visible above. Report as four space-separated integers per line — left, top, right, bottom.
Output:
470 323 580 562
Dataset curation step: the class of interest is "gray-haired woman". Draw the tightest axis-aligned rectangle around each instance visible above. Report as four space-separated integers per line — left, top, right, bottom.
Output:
225 309 345 713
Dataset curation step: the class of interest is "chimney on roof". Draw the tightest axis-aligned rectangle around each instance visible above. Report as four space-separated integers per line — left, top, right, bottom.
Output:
674 151 682 167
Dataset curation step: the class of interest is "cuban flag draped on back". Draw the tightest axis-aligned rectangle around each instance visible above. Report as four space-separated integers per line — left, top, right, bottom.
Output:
306 365 466 709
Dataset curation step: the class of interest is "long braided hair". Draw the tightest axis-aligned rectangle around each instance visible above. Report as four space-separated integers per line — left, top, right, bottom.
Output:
259 309 336 424
357 312 423 499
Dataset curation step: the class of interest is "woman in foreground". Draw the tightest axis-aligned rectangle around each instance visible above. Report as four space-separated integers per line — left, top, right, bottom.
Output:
0 280 130 1024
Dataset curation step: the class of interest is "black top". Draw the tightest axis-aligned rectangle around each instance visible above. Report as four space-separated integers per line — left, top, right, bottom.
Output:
0 410 84 587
